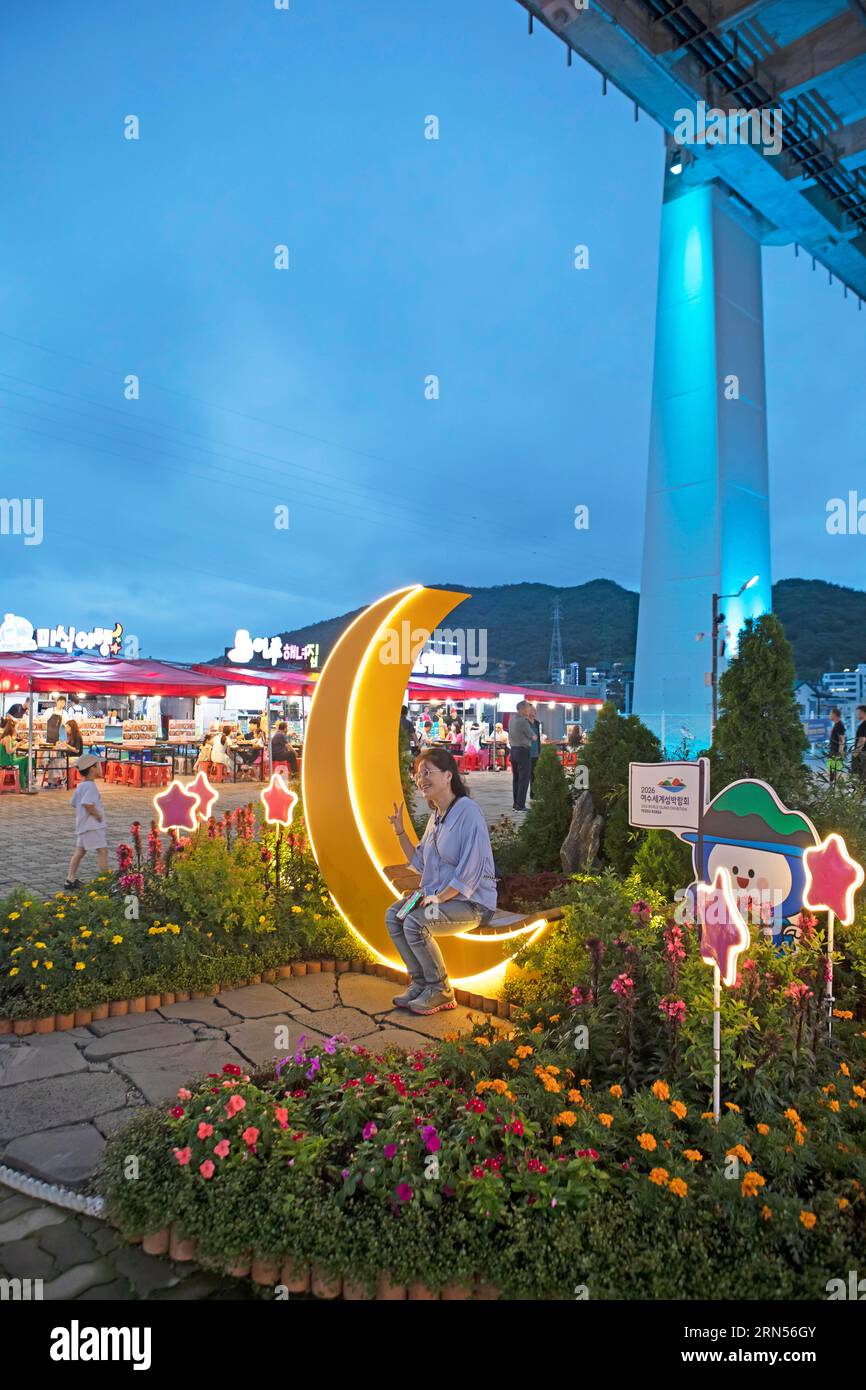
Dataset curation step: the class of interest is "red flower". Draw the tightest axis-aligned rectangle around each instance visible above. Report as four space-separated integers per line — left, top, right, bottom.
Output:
577 1148 599 1160
222 1063 242 1076
170 1106 185 1119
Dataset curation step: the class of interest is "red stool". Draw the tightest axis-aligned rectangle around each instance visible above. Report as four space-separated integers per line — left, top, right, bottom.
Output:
0 767 19 793
124 762 142 787
68 767 80 789
209 764 224 784
107 760 125 784
141 762 169 788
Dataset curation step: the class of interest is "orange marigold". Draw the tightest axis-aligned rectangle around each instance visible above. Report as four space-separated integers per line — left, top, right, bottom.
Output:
670 1101 687 1120
800 1211 817 1229
741 1171 766 1198
554 1110 577 1127
652 1080 670 1101
668 1178 688 1198
837 1198 849 1211
725 1102 741 1113
609 1085 623 1099
515 1045 533 1059
567 1089 584 1104
726 1144 753 1166
637 1132 657 1152
839 1062 850 1077
756 1123 770 1135
682 1149 703 1163
648 1167 669 1186
760 1205 773 1222
598 1113 613 1128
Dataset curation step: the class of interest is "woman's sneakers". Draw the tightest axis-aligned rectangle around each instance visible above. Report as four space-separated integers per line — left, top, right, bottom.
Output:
392 983 426 1009
409 985 457 1015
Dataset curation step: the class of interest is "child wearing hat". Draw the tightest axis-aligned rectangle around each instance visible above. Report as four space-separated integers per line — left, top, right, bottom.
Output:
64 754 108 889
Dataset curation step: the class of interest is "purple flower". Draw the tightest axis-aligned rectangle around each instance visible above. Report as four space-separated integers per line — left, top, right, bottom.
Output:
395 1183 414 1203
293 1035 307 1064
362 1121 378 1140
383 1143 397 1160
341 1168 350 1180
305 1056 320 1080
421 1125 440 1153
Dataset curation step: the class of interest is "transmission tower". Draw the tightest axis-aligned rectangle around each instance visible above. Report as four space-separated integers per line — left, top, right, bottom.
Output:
548 596 564 683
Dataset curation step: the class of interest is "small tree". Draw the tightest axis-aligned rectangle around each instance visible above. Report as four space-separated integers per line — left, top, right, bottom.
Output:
632 829 693 900
710 613 807 802
579 702 662 875
517 746 574 872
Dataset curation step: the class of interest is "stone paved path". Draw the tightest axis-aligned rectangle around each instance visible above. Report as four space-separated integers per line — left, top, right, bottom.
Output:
0 1188 258 1300
0 771 520 898
0 972 507 1190
0 971 508 1302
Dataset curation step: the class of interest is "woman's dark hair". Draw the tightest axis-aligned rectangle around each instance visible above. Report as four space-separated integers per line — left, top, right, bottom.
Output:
65 719 83 750
413 746 470 799
1 716 16 739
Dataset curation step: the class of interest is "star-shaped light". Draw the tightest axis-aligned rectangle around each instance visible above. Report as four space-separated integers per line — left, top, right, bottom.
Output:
154 779 200 834
187 771 219 820
803 833 864 926
696 867 751 987
260 772 299 827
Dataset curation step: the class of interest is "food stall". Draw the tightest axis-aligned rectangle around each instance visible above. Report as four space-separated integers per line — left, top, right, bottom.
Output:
0 654 226 792
193 663 315 782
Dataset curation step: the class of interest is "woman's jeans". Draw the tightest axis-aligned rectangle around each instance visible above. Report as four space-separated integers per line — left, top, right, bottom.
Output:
385 897 493 990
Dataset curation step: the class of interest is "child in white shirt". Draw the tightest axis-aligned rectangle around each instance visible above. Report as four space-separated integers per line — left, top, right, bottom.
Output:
64 754 108 888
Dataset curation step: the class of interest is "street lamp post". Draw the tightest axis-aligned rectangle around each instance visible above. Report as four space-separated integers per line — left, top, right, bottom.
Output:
710 575 760 738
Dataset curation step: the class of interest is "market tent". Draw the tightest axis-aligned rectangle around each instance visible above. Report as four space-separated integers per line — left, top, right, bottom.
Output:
193 663 316 696
406 675 603 705
0 653 226 697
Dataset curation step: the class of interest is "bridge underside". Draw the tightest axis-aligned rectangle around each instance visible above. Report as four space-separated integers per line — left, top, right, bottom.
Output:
523 0 866 299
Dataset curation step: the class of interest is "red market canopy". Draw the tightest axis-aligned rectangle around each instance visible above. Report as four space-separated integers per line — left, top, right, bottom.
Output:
406 675 603 705
193 663 316 696
0 653 226 698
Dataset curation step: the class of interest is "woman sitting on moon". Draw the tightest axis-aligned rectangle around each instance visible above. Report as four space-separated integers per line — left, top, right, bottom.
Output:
386 747 497 1015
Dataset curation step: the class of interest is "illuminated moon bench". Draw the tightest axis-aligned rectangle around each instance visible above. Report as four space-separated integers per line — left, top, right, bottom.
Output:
302 584 560 991
385 862 566 941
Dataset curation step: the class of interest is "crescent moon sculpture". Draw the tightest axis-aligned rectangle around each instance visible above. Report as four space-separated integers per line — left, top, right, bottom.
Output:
302 584 555 991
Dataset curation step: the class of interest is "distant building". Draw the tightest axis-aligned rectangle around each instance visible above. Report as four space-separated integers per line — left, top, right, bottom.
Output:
822 665 866 705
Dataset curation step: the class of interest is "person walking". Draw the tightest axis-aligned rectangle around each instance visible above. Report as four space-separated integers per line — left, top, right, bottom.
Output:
828 706 847 785
508 700 535 812
64 753 108 888
385 747 496 1015
852 706 866 786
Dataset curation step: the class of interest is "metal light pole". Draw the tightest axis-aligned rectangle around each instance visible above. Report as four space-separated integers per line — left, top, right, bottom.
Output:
710 575 760 738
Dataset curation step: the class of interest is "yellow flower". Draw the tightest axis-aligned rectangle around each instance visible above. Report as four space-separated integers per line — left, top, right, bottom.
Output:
291 906 303 914
837 1198 849 1211
56 913 65 921
701 1111 715 1120
80 929 91 938
10 947 22 955
44 961 53 970
670 1101 687 1120
725 1101 740 1113
473 1036 490 1047
637 1133 657 1152
726 1144 753 1166
34 942 46 949
854 1086 866 1100
757 1123 770 1135
799 1211 817 1229
74 962 85 971
609 1084 623 1099
31 960 38 968
552 1135 563 1146
111 936 123 945
760 1205 773 1221
649 1167 669 1186
668 1178 688 1198
515 1045 533 1059
741 1171 766 1198
598 1113 613 1127
652 1080 670 1101
829 1099 840 1113
8 967 18 976
839 1062 850 1077
682 1149 703 1163
258 915 266 925
8 911 20 920
554 1111 577 1127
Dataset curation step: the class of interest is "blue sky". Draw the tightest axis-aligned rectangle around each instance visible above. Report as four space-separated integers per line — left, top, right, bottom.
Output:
1 0 863 660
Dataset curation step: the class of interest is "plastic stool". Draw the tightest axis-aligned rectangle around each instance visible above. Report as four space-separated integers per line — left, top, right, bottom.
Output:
124 762 142 787
141 762 169 788
0 767 19 793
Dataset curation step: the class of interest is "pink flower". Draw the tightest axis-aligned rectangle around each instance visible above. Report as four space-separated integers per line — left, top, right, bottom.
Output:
214 1139 230 1158
611 973 635 997
225 1094 246 1118
177 1088 192 1100
242 1126 260 1147
199 1160 215 1179
383 1143 397 1160
658 997 686 1024
395 1183 414 1203
197 1122 214 1140
362 1121 378 1140
173 1147 192 1166
274 1106 289 1129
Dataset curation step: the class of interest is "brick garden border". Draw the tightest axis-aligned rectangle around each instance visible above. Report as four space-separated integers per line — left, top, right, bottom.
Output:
0 958 520 1035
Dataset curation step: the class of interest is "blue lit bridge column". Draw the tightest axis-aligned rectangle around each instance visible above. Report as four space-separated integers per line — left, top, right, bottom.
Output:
633 164 773 753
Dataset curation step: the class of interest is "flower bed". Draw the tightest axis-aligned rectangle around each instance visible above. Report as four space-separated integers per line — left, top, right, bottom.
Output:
0 805 366 1021
100 1004 866 1300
